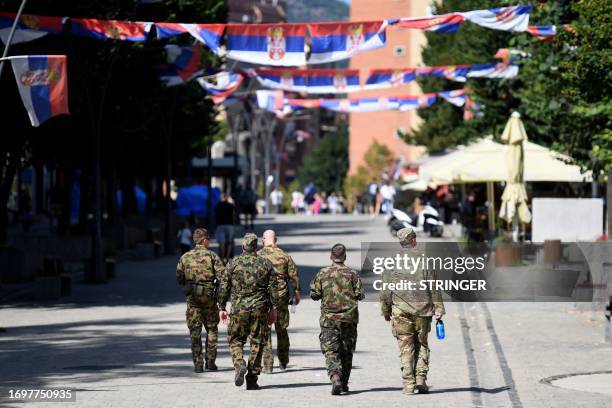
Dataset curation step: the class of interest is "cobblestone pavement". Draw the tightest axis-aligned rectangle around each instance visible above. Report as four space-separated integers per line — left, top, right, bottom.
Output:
1 214 611 407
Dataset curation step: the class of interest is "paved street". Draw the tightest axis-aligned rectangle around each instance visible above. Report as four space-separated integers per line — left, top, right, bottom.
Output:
1 214 611 407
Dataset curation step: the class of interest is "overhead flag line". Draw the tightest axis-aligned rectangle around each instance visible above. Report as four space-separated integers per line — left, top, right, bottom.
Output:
0 5 568 65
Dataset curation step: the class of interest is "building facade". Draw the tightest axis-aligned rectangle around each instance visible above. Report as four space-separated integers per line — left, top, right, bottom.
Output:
348 0 429 174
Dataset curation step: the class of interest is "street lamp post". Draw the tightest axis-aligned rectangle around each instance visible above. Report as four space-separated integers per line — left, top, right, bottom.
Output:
0 0 28 77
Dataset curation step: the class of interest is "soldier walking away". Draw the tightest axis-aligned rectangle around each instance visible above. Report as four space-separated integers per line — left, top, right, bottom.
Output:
175 228 224 373
258 229 301 373
218 233 279 390
310 243 364 395
380 227 445 395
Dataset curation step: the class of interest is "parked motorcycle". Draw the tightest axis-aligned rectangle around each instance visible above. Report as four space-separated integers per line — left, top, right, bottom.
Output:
388 205 444 238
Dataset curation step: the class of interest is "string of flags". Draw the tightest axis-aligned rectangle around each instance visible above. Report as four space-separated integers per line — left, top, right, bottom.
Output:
255 89 471 115
250 62 518 94
1 5 570 67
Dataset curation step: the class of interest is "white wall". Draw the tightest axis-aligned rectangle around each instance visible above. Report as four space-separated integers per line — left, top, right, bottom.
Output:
532 198 604 242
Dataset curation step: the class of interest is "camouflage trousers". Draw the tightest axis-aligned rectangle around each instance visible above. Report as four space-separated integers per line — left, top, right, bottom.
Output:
263 302 290 368
319 318 358 383
229 307 269 378
186 297 219 368
391 313 431 386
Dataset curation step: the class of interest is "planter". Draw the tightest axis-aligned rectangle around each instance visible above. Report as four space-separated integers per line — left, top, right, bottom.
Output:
543 240 562 264
495 245 522 267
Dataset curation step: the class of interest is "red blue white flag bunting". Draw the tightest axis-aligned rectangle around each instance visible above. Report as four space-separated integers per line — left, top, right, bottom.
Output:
438 89 467 107
226 24 306 66
155 23 225 54
307 21 387 64
71 18 152 41
363 68 417 90
159 45 204 86
0 12 64 44
10 55 69 127
389 14 465 33
461 4 532 32
197 71 244 104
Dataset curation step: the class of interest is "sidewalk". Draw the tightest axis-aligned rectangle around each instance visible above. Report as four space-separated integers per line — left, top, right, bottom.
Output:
0 215 610 407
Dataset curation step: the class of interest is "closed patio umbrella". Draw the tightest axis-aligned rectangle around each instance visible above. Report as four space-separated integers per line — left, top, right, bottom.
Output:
498 112 532 230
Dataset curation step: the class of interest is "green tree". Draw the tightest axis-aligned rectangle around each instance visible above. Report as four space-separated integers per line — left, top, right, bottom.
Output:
343 140 393 210
407 0 524 153
0 0 227 242
297 124 348 193
514 0 611 175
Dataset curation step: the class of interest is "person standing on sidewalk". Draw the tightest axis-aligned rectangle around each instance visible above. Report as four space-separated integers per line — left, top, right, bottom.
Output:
176 228 224 373
310 243 364 395
258 229 301 373
380 227 445 395
215 194 237 263
218 233 279 390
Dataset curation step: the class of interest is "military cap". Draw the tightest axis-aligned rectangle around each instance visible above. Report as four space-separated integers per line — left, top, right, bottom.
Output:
331 243 346 262
192 228 209 243
397 227 416 241
243 233 258 251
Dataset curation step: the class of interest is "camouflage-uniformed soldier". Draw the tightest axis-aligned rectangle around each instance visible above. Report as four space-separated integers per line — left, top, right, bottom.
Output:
218 233 279 390
259 229 300 373
310 243 364 395
380 227 445 395
176 228 224 373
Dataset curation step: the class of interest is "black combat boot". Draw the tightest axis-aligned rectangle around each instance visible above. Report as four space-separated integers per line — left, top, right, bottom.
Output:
246 375 260 390
342 382 349 393
205 361 218 371
194 364 204 373
234 361 247 386
415 376 429 394
331 374 343 395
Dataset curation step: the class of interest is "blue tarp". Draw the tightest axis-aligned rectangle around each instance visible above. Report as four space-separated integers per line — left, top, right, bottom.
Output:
175 186 221 217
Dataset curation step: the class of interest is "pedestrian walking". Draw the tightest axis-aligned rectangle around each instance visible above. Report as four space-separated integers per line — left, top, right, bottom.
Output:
310 243 364 395
379 227 445 395
218 233 279 390
176 228 224 373
215 194 237 263
258 229 300 373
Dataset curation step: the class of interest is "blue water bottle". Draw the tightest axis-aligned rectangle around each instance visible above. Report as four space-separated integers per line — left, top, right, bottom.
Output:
436 320 445 340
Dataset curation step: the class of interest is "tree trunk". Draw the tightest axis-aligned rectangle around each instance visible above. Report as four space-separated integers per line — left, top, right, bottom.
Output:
58 167 75 236
78 168 91 233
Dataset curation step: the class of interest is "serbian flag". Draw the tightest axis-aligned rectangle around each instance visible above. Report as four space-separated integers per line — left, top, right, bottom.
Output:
226 24 306 66
526 25 556 40
363 68 416 90
397 94 437 111
253 69 308 93
308 21 387 64
159 45 204 86
155 23 225 54
467 63 519 79
304 69 360 94
10 55 69 127
462 5 532 32
417 65 471 82
389 14 464 33
321 97 400 113
197 71 243 104
0 12 64 45
439 90 467 107
70 18 152 41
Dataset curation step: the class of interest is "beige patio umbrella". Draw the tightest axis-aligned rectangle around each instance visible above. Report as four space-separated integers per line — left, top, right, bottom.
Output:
498 112 532 225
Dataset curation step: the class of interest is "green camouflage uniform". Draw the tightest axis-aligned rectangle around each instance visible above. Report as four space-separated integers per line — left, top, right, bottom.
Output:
176 244 225 369
258 244 300 368
218 236 278 380
379 246 445 387
309 261 364 384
